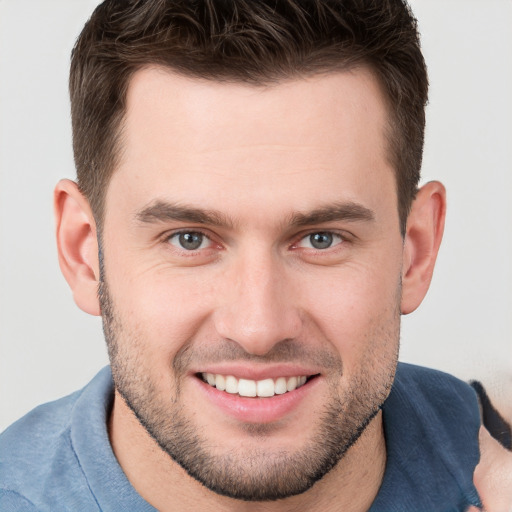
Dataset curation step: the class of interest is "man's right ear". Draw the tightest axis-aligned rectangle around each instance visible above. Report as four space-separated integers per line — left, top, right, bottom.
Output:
54 179 101 316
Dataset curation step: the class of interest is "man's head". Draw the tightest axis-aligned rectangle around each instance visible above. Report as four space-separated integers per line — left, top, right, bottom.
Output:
55 0 445 504
70 0 427 236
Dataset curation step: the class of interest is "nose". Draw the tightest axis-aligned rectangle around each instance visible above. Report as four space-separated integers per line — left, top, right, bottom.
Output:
213 250 302 356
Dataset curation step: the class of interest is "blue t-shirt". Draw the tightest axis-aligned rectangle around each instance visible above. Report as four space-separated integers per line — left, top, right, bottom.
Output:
0 363 481 511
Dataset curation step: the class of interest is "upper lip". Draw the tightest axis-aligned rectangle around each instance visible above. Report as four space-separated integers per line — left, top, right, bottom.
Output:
191 364 320 381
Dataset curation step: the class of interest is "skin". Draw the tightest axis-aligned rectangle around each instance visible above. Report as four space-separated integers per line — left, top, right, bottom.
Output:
469 427 512 512
54 66 446 511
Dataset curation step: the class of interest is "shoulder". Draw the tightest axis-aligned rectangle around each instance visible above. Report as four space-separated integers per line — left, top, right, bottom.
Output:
0 489 40 512
373 363 482 510
393 362 480 412
386 362 481 466
0 387 82 473
0 368 113 511
0 389 80 510
394 361 475 391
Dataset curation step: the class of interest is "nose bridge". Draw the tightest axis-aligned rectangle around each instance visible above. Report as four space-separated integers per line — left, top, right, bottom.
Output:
214 247 301 355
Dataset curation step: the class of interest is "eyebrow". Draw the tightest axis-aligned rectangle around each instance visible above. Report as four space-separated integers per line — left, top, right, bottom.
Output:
135 201 234 228
135 200 375 229
289 202 375 227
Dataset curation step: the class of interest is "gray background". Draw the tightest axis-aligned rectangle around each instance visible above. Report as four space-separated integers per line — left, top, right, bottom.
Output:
1 0 511 431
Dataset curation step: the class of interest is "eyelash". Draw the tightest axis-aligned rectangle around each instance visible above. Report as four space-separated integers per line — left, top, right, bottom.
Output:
165 229 217 253
163 229 350 254
293 231 346 251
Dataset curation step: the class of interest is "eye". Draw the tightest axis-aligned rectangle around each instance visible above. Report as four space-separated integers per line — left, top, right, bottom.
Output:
297 232 344 250
168 231 211 251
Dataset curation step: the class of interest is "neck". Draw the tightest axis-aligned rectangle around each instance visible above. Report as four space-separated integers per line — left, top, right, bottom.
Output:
109 391 386 512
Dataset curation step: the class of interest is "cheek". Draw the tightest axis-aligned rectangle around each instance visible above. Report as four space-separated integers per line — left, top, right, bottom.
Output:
300 260 401 367
111 265 221 349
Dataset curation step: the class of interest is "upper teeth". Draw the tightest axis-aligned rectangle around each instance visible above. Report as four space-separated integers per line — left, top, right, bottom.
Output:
202 373 308 397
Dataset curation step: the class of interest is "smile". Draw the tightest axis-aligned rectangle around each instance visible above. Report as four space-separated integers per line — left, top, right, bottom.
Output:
195 370 322 423
200 373 309 397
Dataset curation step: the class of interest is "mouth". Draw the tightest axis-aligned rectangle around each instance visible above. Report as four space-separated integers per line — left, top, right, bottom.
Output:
194 369 322 423
198 372 318 398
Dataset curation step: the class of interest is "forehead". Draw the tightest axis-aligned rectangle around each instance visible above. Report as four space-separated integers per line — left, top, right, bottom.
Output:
107 66 395 225
123 65 390 154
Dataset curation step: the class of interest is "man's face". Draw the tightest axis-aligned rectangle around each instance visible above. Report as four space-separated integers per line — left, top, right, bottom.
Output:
100 66 404 500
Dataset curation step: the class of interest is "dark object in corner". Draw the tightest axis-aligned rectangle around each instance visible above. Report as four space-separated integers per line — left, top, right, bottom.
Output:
470 380 512 450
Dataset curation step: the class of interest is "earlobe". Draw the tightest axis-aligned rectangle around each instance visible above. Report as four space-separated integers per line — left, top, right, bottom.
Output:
54 179 101 316
401 181 446 315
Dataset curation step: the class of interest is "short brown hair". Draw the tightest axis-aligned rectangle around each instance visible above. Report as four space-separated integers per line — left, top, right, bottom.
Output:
70 0 427 234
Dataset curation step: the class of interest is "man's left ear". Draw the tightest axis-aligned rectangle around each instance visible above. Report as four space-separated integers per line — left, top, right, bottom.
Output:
401 181 446 315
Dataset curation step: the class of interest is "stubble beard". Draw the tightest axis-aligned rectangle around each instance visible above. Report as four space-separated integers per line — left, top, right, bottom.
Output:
99 276 400 502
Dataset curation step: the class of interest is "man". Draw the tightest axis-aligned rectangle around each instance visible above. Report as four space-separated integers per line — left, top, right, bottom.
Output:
0 1 510 510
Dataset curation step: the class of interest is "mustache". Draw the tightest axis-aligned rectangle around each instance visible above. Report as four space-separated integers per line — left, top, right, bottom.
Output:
173 338 343 374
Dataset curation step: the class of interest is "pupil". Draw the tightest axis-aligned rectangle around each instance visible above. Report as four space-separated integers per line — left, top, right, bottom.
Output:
310 232 332 249
179 232 203 250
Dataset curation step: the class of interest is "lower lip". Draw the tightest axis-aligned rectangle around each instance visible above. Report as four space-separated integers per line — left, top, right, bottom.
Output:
194 376 319 424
